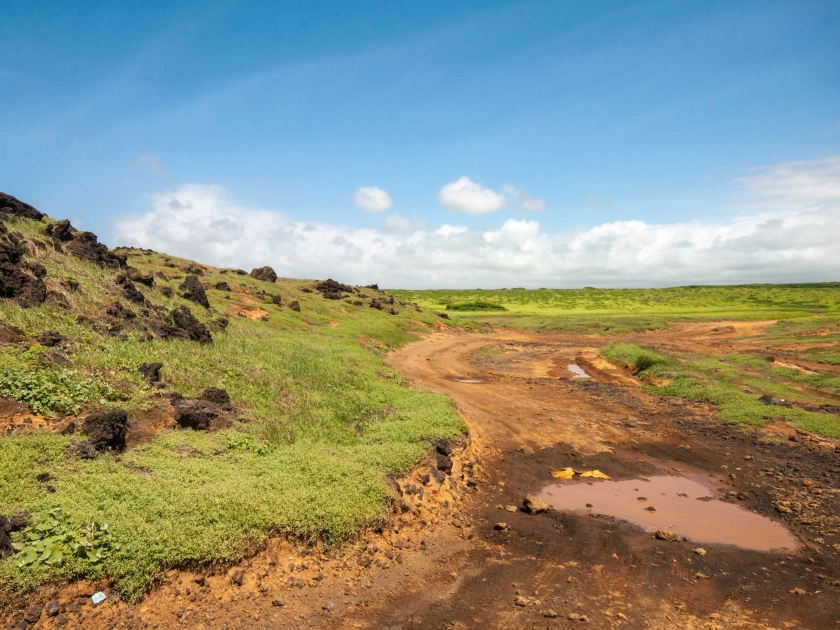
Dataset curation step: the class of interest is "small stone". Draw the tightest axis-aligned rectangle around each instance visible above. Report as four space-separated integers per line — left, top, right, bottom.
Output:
45 601 60 617
514 596 530 607
567 612 589 622
229 569 244 586
494 522 509 531
544 609 559 618
789 587 806 595
322 600 334 611
522 495 549 515
420 473 431 485
655 529 680 542
272 598 284 607
55 615 68 626
617 613 628 621
693 548 707 556
504 504 518 513
695 572 710 579
23 605 42 623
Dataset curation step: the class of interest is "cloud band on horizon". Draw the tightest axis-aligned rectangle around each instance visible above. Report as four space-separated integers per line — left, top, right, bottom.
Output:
113 156 840 289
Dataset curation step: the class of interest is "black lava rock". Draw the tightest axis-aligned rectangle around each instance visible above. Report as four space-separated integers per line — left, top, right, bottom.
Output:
179 275 210 308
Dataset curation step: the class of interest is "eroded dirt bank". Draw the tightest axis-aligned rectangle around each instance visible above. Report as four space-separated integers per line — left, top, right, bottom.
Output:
9 323 840 629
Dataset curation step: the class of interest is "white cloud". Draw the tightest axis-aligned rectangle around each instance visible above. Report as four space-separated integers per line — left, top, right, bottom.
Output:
502 185 546 213
113 156 840 288
354 186 393 213
438 177 507 215
437 177 545 214
381 212 433 233
133 154 167 180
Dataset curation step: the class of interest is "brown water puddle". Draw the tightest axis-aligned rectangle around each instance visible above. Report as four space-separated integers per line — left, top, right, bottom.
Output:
537 476 798 552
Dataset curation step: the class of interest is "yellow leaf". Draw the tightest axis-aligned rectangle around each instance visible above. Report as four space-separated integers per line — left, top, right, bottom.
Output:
550 467 577 479
579 470 610 479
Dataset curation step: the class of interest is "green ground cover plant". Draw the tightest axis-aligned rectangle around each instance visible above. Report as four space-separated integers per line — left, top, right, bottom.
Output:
0 215 465 603
391 284 840 332
600 344 840 438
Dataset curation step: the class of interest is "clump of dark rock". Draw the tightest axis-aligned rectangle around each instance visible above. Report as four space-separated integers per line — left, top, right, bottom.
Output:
434 438 453 456
160 286 173 298
0 512 30 559
173 397 218 430
106 301 137 320
315 278 352 299
370 299 382 310
437 312 450 319
45 602 60 617
45 219 127 268
215 281 231 291
250 266 277 283
289 301 300 312
0 222 46 308
202 387 231 406
68 231 127 268
364 283 379 290
436 452 453 474
39 351 70 367
127 267 154 286
115 274 146 304
138 362 164 383
170 306 212 343
0 322 25 345
234 269 247 275
270 294 282 305
61 421 76 435
45 218 75 242
25 261 47 278
184 263 206 276
38 330 67 347
229 569 244 586
82 409 129 452
0 192 44 221
67 440 98 459
45 289 69 307
179 275 209 308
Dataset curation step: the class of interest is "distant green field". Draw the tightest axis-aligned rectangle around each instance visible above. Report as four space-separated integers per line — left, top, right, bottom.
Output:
390 284 840 333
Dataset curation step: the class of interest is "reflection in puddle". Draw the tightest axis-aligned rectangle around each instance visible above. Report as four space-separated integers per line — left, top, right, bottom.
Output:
567 364 591 379
538 476 797 552
456 379 483 383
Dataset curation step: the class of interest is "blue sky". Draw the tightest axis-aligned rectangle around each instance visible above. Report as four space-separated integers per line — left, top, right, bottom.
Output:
2 1 839 287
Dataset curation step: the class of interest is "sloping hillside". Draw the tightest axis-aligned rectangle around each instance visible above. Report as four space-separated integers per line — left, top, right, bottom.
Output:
0 193 464 602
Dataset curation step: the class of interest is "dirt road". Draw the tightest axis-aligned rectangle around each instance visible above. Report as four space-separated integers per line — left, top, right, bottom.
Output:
17 324 840 630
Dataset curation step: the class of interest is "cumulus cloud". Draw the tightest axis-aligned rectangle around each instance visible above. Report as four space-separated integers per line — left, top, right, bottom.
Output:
438 177 507 215
113 156 840 288
438 177 545 214
354 186 393 213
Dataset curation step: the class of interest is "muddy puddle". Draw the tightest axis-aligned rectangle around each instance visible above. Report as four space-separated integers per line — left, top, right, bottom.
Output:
567 364 591 379
456 378 483 383
537 475 798 552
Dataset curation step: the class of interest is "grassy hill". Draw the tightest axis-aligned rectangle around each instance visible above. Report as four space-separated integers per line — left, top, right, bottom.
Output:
0 195 464 603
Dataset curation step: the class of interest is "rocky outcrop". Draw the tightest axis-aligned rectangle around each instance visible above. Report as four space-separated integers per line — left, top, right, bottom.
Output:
250 266 277 283
0 192 44 221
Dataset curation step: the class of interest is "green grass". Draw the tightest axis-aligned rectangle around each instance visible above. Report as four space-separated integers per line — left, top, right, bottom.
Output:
600 343 840 437
0 216 465 603
390 284 840 332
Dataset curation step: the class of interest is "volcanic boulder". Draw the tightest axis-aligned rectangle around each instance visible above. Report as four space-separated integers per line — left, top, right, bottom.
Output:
315 278 351 299
0 192 44 221
171 306 213 343
38 330 67 347
0 512 30 559
173 398 218 430
202 387 231 406
289 301 300 312
115 274 146 304
250 266 277 283
138 362 164 383
179 275 210 308
127 267 154 286
82 410 129 452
